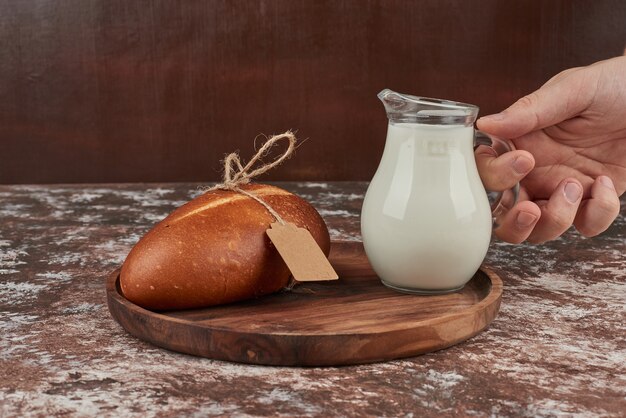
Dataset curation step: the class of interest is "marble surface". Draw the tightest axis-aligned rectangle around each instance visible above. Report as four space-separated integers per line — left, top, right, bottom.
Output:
0 182 624 417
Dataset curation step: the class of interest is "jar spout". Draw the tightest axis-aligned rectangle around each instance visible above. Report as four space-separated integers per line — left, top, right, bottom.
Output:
378 89 479 126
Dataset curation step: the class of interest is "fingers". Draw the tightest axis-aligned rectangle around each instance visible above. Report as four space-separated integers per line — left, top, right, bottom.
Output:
476 70 593 139
475 146 535 191
526 179 583 244
494 199 541 244
494 177 620 244
573 176 621 237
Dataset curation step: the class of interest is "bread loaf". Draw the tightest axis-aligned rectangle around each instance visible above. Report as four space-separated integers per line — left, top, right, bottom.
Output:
120 184 330 311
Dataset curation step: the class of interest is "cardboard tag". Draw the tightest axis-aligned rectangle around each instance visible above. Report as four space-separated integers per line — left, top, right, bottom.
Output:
266 222 338 282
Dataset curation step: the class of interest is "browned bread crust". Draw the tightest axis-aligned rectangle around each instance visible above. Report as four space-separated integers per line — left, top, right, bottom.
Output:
120 184 330 311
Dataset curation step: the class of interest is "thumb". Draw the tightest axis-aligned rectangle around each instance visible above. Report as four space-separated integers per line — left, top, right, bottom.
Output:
477 69 592 138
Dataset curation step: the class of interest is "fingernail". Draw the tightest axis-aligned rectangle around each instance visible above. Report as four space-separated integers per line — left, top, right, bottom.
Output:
599 176 615 191
512 156 533 175
564 182 582 203
516 211 538 228
479 112 506 122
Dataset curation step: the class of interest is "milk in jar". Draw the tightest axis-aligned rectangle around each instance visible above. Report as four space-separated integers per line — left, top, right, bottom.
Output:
361 121 493 293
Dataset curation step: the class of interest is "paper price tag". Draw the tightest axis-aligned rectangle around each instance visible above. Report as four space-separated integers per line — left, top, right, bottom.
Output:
266 222 338 282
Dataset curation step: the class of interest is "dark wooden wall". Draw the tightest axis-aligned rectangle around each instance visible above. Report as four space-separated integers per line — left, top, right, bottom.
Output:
1 0 625 184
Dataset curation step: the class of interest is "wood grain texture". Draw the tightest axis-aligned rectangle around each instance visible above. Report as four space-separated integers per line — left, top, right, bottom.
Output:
107 241 503 366
1 0 625 184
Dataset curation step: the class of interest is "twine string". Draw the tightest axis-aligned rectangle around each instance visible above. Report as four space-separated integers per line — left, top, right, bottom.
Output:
207 131 297 225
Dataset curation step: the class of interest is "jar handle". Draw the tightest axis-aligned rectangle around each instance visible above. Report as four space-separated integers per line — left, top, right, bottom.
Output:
474 131 520 222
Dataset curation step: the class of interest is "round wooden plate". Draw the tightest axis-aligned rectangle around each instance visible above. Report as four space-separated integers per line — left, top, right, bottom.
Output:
106 242 502 366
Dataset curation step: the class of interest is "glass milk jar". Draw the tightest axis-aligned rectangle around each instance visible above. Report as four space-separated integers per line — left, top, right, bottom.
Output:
361 89 517 294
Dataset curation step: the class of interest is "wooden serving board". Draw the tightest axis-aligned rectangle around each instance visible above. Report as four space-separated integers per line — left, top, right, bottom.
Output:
106 242 502 366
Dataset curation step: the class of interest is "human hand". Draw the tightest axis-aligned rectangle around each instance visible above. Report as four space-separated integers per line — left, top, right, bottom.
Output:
476 55 626 244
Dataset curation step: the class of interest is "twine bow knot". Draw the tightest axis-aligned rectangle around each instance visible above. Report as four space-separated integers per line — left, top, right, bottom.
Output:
208 131 297 225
